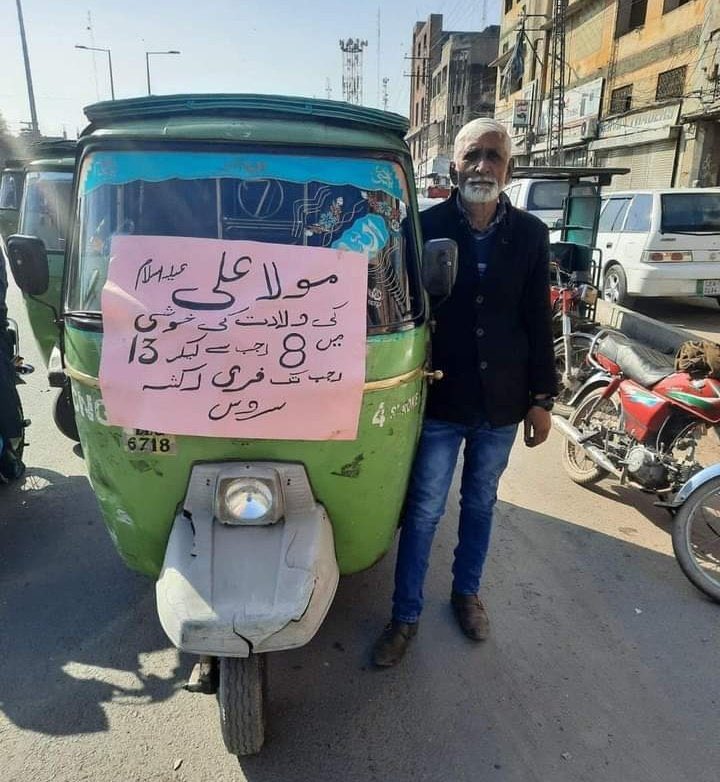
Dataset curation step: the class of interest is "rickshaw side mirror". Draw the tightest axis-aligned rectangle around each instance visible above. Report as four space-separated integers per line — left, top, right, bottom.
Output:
422 238 458 298
6 235 50 296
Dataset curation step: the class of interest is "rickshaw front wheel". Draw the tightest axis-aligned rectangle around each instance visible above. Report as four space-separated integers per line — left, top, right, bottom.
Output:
53 383 80 442
218 654 267 756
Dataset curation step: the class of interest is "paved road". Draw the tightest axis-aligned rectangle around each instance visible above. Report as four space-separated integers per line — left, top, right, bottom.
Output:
627 296 720 343
2 281 719 782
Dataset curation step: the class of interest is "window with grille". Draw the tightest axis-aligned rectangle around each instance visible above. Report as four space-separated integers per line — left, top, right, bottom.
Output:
662 0 692 13
656 66 686 100
615 0 648 37
609 85 633 115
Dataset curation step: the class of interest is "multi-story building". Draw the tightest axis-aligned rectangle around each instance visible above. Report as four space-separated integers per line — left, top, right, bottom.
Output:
407 15 499 193
494 0 720 190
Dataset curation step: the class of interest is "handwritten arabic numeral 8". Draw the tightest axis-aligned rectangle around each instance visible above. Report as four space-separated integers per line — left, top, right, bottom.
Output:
159 438 171 453
279 332 307 369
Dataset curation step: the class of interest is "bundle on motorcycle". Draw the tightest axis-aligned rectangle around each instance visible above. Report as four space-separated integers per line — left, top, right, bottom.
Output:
553 329 720 602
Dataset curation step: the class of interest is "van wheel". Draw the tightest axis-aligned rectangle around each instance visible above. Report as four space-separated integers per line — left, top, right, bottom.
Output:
602 264 633 308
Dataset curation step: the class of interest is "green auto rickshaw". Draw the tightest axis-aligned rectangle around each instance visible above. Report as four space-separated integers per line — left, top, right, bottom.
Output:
5 141 78 439
7 94 456 756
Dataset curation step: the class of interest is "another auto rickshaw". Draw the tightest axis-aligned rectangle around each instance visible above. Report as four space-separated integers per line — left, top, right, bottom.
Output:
511 165 629 414
7 94 456 756
4 141 77 439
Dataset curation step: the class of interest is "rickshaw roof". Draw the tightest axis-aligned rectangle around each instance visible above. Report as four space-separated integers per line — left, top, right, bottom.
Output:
82 94 409 140
512 166 630 186
25 156 75 172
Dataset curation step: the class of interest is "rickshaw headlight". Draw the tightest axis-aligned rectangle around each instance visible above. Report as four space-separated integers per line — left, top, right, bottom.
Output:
216 478 276 525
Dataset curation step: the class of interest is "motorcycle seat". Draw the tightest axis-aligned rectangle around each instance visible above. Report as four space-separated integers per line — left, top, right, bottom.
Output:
597 331 675 387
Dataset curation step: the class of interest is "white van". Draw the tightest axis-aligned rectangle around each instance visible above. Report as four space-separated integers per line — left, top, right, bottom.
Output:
504 178 569 228
596 189 720 306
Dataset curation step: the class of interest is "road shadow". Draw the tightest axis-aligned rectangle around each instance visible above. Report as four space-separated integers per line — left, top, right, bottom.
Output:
0 467 187 736
583 479 674 536
234 500 719 782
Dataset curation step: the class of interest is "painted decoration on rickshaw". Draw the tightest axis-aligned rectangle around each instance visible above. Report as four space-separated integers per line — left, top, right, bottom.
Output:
98 236 368 440
77 152 414 332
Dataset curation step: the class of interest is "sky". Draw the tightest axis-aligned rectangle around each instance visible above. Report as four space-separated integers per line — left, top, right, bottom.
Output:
1 0 501 138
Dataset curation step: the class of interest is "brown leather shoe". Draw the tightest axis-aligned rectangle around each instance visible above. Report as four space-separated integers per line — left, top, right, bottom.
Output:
372 620 418 667
451 592 490 641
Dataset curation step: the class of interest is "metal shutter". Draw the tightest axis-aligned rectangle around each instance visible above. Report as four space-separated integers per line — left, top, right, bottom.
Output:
596 139 677 192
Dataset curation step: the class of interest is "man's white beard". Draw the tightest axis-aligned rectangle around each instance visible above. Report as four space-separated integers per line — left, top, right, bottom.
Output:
460 178 500 204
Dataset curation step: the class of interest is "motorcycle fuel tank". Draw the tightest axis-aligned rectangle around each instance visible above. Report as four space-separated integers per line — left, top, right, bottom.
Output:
618 380 671 442
653 373 720 424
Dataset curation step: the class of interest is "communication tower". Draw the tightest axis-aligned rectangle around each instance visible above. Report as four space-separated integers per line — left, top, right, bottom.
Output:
339 38 368 105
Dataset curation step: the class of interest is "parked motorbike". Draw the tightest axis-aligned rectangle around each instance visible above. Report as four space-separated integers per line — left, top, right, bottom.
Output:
0 318 32 483
553 329 720 602
550 258 600 417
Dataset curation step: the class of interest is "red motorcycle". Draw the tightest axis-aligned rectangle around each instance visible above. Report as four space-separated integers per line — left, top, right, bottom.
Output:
553 329 720 602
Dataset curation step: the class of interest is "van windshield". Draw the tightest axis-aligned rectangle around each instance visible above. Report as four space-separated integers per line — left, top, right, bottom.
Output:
527 180 569 211
661 193 720 233
67 150 421 331
19 171 74 251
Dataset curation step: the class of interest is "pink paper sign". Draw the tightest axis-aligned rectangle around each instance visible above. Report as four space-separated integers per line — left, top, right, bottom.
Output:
99 236 368 439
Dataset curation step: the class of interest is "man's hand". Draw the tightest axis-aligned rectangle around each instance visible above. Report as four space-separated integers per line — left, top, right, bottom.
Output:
524 406 551 448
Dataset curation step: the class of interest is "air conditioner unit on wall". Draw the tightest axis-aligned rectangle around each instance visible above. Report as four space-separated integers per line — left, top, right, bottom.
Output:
580 118 598 140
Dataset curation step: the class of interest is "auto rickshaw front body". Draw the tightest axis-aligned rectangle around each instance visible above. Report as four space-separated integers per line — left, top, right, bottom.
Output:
56 95 434 695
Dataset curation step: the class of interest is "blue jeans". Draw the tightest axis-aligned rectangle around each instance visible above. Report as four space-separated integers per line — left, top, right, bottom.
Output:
392 418 517 624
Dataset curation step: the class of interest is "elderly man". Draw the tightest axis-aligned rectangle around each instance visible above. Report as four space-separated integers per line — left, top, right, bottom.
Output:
373 118 557 666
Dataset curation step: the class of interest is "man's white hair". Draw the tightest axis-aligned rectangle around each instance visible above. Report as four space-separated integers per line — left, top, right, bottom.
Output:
453 118 512 161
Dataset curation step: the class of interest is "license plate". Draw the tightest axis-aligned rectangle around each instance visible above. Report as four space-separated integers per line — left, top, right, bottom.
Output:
698 279 720 295
122 429 177 454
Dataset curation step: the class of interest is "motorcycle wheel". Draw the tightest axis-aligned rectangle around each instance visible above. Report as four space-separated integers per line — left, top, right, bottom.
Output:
554 334 594 418
671 476 720 603
561 386 619 486
217 654 267 756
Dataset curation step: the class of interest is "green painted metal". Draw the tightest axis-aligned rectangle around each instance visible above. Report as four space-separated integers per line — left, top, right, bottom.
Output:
65 324 428 576
664 390 718 412
15 156 75 365
83 94 409 137
64 94 427 579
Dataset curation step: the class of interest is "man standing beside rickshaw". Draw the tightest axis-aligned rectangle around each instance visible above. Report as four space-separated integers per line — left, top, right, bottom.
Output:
374 118 557 666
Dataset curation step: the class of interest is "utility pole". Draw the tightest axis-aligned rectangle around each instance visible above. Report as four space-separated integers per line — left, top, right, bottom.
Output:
546 0 568 164
404 53 431 181
339 38 368 105
382 77 389 111
14 0 39 134
325 77 333 100
376 7 381 109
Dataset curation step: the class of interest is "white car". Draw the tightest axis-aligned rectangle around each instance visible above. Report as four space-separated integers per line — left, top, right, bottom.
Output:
504 178 569 228
596 188 720 306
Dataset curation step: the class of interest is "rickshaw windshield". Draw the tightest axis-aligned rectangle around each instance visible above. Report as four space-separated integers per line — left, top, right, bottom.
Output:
19 171 74 252
0 171 23 210
67 150 421 331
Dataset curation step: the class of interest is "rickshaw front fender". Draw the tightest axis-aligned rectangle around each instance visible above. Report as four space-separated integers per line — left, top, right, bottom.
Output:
156 464 339 657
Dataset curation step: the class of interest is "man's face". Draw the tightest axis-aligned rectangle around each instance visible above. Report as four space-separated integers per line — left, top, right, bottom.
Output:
451 131 513 205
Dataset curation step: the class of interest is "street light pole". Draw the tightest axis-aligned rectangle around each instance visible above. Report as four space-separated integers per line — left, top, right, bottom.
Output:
15 0 39 133
145 50 181 95
75 44 115 100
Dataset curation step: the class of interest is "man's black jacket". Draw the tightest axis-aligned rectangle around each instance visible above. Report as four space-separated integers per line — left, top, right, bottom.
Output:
421 190 557 427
